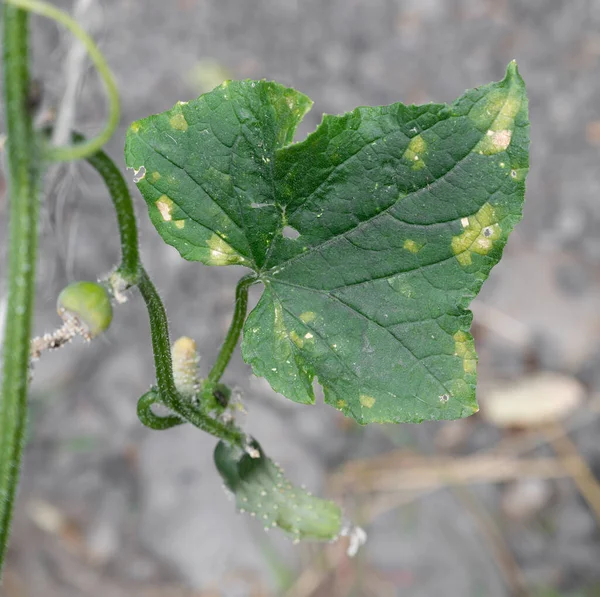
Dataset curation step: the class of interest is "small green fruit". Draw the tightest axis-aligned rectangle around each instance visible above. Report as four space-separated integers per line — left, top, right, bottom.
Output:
57 281 113 338
214 438 343 542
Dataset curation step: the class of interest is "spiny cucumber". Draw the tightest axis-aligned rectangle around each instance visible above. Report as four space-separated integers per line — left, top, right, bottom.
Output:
214 438 342 542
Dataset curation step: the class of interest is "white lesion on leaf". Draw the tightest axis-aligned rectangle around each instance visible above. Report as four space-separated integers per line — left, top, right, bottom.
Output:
451 202 502 266
471 70 523 155
156 195 174 221
132 166 146 182
476 128 513 155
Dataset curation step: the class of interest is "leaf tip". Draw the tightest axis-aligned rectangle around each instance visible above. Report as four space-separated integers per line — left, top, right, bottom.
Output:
503 60 525 91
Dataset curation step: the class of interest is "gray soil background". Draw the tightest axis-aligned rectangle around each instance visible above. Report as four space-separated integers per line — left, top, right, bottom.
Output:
2 1 600 596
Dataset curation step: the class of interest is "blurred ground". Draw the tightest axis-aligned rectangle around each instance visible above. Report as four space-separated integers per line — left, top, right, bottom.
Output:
2 0 600 596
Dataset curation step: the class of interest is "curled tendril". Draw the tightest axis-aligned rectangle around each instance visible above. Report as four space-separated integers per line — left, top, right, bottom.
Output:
4 0 120 162
137 389 185 431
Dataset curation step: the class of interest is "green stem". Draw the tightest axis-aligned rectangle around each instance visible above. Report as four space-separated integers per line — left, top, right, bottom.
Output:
137 268 179 402
4 0 120 162
137 390 184 430
78 136 139 282
137 268 243 444
0 5 40 576
207 274 255 385
80 148 244 445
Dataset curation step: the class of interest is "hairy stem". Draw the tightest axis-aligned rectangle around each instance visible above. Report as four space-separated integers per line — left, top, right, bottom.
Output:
137 268 179 402
137 389 184 430
207 274 255 384
137 269 244 444
0 5 40 576
78 136 139 282
80 146 244 446
4 0 120 162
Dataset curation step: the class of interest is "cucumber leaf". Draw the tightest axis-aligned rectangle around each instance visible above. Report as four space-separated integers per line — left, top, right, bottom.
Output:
125 62 529 424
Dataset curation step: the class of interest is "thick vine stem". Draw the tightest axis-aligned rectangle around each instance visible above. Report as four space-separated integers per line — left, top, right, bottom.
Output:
0 5 40 577
207 274 256 385
3 0 120 162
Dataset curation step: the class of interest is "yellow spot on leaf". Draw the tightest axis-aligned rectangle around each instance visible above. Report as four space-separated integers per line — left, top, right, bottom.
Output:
151 171 161 182
290 330 304 348
169 112 188 131
359 395 376 408
130 122 140 133
299 311 316 324
469 82 522 133
337 399 347 409
174 220 185 229
403 239 422 253
156 195 174 221
453 331 477 374
469 65 523 158
206 234 246 266
403 135 427 170
273 302 287 340
451 203 501 266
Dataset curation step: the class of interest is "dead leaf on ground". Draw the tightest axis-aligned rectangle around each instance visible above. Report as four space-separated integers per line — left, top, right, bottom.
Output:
480 372 585 428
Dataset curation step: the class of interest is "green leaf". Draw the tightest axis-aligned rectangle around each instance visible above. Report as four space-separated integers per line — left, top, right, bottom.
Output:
125 62 529 424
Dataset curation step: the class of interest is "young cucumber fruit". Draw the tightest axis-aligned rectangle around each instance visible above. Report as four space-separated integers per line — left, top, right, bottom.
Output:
214 439 342 542
57 281 113 339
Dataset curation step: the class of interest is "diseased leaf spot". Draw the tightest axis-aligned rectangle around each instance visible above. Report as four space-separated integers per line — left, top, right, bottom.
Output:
174 220 185 229
156 195 174 221
403 134 427 171
477 129 513 155
290 330 304 347
206 233 247 266
439 394 449 403
283 225 300 240
170 112 189 131
133 166 146 182
151 171 161 182
359 395 376 408
403 239 422 253
451 203 501 266
469 64 522 132
453 331 477 374
299 311 316 324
